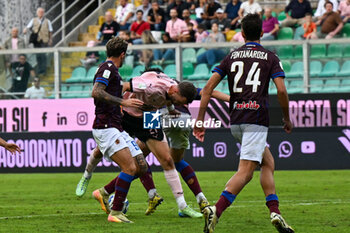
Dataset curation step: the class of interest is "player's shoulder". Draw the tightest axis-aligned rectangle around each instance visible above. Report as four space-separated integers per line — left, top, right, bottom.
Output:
96 61 117 78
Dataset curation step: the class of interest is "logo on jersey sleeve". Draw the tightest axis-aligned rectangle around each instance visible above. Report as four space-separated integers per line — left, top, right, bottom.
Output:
103 70 111 79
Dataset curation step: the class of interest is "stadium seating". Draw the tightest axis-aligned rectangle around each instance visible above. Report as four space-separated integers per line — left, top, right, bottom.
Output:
277 11 287 21
281 60 291 73
310 61 322 77
323 79 340 92
66 67 86 83
99 51 107 62
286 62 303 78
131 65 145 78
149 64 163 70
336 60 350 77
277 27 293 40
343 45 350 57
341 24 350 37
119 65 133 80
188 63 209 80
294 45 303 59
339 79 350 92
327 44 342 58
164 64 176 79
294 26 304 40
182 48 196 63
319 61 339 77
277 46 293 59
84 66 98 83
310 44 326 59
310 79 323 93
196 48 207 57
288 80 303 94
182 62 194 79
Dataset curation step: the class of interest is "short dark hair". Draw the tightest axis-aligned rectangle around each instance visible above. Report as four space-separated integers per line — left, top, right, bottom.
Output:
141 68 164 74
106 37 128 58
324 1 333 8
305 12 312 17
19 54 26 58
241 13 262 41
136 9 143 15
178 81 197 104
198 24 206 30
187 22 194 27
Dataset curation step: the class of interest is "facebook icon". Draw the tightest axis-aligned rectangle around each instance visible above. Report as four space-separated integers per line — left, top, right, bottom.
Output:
143 111 161 129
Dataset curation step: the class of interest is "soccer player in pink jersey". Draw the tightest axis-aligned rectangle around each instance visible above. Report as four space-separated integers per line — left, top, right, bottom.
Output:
194 14 294 233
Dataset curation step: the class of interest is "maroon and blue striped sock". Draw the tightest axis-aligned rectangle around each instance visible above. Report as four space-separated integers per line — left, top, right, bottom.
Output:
139 166 156 193
104 177 118 195
266 194 280 214
175 160 202 196
112 172 135 211
215 191 236 218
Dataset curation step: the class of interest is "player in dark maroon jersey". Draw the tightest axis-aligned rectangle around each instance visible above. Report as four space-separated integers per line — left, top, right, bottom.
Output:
89 37 148 224
194 14 294 233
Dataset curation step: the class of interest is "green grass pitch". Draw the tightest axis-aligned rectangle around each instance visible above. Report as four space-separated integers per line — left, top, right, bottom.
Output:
1 170 350 233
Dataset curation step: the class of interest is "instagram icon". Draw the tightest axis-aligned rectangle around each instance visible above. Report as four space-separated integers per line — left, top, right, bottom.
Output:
214 142 227 158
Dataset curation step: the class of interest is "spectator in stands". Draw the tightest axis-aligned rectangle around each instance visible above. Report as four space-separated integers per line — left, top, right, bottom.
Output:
225 0 242 29
197 23 226 66
97 11 120 45
338 0 350 23
10 54 35 98
148 0 166 31
81 41 100 69
2 27 25 64
314 0 338 20
281 0 312 27
201 0 222 29
24 77 46 99
195 0 206 24
119 30 133 44
183 9 198 29
261 7 279 40
23 7 53 75
134 0 151 21
167 0 191 20
316 1 344 39
303 13 317 39
179 22 196 42
211 8 231 34
230 30 245 42
166 9 188 41
196 23 210 42
140 31 158 67
153 32 176 65
131 10 151 44
115 0 135 30
238 0 262 19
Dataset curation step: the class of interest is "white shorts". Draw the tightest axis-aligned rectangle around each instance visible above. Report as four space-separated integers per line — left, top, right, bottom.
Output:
92 128 142 162
230 124 268 164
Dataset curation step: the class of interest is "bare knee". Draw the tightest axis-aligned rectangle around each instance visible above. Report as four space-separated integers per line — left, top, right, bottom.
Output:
160 155 175 170
122 162 137 176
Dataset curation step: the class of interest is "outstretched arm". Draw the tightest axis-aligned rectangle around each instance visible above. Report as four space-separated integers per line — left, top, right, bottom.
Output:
92 82 144 108
0 137 21 154
193 73 222 142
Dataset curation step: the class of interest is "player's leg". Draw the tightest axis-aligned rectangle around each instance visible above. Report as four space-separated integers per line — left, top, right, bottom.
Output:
136 139 164 215
167 127 209 211
76 147 103 197
203 124 266 232
146 138 202 218
260 147 294 233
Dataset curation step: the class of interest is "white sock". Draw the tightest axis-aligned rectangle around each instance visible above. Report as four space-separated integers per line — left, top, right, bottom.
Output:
103 188 110 196
176 195 187 210
84 152 102 179
196 192 206 204
164 169 187 210
148 188 157 199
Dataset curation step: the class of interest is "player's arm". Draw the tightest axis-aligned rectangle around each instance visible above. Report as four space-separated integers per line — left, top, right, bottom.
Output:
199 89 230 102
273 77 292 133
194 73 222 142
122 82 131 93
92 82 144 108
0 137 21 155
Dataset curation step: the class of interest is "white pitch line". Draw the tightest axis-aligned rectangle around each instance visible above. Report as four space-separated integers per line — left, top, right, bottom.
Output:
1 200 349 221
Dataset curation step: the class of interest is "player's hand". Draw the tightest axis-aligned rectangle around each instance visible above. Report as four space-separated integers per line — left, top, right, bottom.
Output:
139 103 154 111
4 143 21 155
121 98 144 108
193 123 206 142
283 118 293 134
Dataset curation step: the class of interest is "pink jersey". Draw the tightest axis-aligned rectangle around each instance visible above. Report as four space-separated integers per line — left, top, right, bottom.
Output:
123 72 177 117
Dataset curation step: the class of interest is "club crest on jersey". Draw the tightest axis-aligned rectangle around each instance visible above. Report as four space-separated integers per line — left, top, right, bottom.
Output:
103 70 111 79
233 101 260 110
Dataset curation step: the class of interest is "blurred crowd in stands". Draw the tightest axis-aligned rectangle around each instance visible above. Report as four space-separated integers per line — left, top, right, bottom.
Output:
1 0 350 98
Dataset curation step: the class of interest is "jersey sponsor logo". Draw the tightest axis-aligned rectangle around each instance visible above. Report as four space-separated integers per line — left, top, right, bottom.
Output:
103 70 111 79
233 100 260 110
137 83 147 89
230 50 268 60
